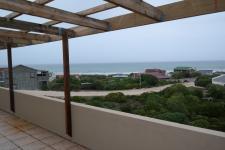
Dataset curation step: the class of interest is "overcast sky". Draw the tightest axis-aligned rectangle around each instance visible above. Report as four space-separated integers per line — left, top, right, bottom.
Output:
0 0 225 65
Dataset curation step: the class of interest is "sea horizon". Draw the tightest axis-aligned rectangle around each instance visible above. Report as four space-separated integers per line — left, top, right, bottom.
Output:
1 60 225 75
25 60 225 75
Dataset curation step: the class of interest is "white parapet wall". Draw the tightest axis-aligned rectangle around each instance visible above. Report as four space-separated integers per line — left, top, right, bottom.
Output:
0 87 225 150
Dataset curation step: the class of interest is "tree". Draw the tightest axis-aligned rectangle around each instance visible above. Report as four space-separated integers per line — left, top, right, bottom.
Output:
162 84 190 98
141 74 159 87
195 75 212 87
105 92 127 103
208 84 225 99
199 102 225 117
157 112 189 124
191 119 210 128
166 94 188 114
188 87 203 98
144 94 166 116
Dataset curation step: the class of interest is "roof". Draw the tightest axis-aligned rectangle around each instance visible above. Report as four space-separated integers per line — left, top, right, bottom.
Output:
213 75 225 84
14 65 38 71
0 0 224 49
0 65 47 72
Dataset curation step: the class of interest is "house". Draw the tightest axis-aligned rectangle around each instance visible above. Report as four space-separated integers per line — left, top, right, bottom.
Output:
198 70 213 75
174 67 195 73
212 75 225 87
0 65 50 90
131 69 169 80
145 69 169 79
130 72 141 79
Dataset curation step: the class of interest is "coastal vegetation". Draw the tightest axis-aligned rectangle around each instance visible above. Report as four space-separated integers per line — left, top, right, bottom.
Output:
47 75 176 91
195 75 212 87
71 84 225 132
171 71 201 79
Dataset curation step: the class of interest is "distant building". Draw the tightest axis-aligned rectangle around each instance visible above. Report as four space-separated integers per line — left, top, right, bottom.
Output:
131 69 169 80
174 67 195 74
145 69 169 79
212 75 225 87
0 65 50 90
198 70 213 75
214 71 225 75
112 74 129 78
130 73 141 79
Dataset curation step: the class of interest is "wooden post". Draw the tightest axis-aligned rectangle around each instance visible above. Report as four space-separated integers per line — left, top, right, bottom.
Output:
7 43 15 112
62 31 72 137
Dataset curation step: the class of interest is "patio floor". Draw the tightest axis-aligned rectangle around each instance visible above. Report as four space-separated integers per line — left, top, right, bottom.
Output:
0 110 88 150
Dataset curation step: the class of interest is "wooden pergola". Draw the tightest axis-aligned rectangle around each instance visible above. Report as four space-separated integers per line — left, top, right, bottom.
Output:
0 0 224 137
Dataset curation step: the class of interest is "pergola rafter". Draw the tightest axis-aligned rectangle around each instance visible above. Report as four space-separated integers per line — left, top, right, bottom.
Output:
104 0 164 21
0 17 76 37
0 0 223 47
0 0 111 31
43 2 117 26
0 29 60 42
0 37 43 45
5 0 54 19
0 0 224 137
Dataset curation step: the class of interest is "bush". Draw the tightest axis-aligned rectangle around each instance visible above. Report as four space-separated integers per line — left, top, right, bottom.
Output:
199 102 225 117
141 74 159 87
48 77 81 91
208 84 225 99
191 119 210 128
71 96 87 103
144 94 166 116
157 112 189 124
188 87 203 98
162 84 190 98
105 92 126 103
172 71 201 79
166 94 188 114
195 75 212 87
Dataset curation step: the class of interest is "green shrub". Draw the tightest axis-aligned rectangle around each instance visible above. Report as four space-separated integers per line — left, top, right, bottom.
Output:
208 84 225 99
162 84 190 98
105 92 126 103
141 74 159 87
195 75 212 87
188 87 203 98
157 112 189 124
166 94 188 114
191 119 210 128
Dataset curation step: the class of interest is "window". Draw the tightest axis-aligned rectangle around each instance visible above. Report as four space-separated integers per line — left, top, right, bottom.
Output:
30 73 35 78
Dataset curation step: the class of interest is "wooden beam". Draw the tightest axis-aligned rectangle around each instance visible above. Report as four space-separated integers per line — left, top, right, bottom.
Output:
0 17 76 37
5 0 54 19
0 42 21 48
44 3 117 26
62 31 72 137
1 0 225 49
104 0 164 21
0 29 60 42
0 0 110 31
7 43 15 112
0 37 43 45
71 0 225 37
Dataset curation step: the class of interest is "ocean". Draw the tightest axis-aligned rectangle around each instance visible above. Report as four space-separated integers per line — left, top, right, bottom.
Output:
27 60 225 75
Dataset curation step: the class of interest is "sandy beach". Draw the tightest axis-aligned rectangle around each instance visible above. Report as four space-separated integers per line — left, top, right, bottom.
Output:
18 82 195 97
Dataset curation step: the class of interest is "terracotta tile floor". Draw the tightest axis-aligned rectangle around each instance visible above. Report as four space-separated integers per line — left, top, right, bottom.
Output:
0 110 87 150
